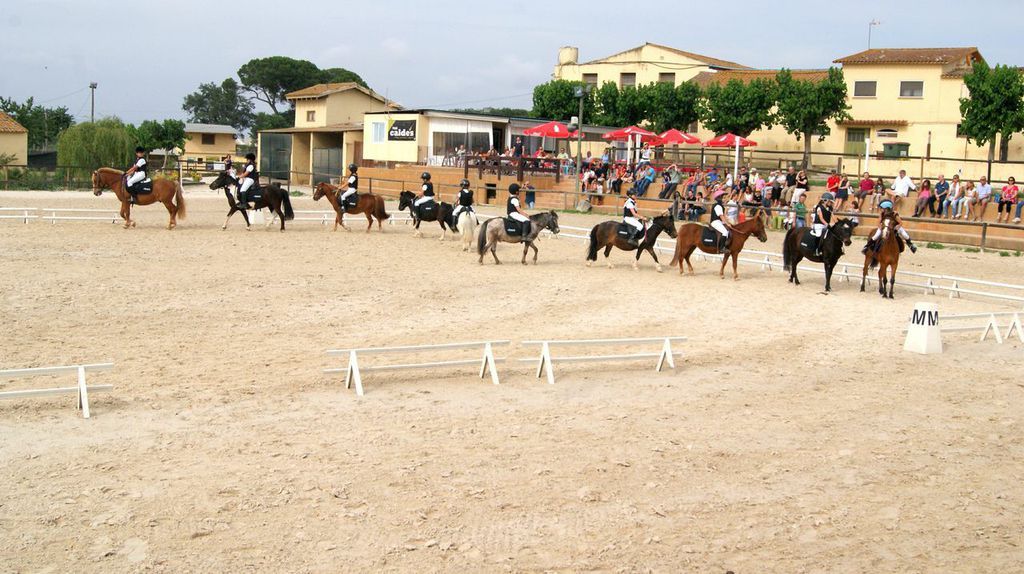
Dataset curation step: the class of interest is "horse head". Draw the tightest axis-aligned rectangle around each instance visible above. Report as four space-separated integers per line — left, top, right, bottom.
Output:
654 211 678 239
544 210 560 234
91 170 102 196
754 208 768 242
208 171 234 191
398 190 415 211
312 182 332 201
835 218 858 246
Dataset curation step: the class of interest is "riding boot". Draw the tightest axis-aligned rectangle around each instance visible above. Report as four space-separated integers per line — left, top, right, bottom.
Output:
236 191 250 210
861 238 874 255
907 239 918 253
129 192 137 205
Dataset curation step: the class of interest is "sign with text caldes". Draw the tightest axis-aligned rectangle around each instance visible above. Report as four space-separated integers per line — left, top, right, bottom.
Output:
904 302 942 354
387 119 417 141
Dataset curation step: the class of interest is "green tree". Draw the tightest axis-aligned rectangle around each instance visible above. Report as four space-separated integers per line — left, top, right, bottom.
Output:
592 81 620 125
700 78 777 137
959 61 1024 167
0 96 75 150
57 117 136 176
775 68 851 168
182 78 255 133
451 106 531 117
134 119 187 169
531 80 596 122
319 67 368 87
646 82 701 133
252 112 292 135
237 57 324 114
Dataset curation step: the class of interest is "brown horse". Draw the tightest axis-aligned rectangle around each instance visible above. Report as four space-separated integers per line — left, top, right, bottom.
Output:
669 210 768 280
312 182 390 232
92 167 186 229
585 212 678 272
860 217 902 298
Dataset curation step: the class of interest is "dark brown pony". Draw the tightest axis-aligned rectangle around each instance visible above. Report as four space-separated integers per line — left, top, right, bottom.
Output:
91 167 186 229
669 210 768 280
860 217 902 298
585 212 678 272
312 182 390 232
208 171 294 231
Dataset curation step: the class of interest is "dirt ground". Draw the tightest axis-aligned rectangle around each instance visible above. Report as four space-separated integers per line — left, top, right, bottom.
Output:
1 189 1022 573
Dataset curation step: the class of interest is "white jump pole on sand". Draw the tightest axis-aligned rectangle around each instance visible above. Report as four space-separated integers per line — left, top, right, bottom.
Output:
0 362 114 418
518 336 686 385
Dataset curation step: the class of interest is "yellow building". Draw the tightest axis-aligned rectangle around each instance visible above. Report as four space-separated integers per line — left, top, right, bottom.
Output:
0 111 29 165
259 82 399 184
552 42 750 89
181 123 237 161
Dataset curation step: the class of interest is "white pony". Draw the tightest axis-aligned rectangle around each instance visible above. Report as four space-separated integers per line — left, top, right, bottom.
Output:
456 210 479 251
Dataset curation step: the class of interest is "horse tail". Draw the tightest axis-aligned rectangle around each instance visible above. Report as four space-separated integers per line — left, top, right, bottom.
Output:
586 225 600 261
281 190 295 220
477 218 491 256
375 195 391 220
669 237 681 266
174 181 187 220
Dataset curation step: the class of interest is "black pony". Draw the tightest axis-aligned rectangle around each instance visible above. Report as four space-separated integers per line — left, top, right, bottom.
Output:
398 190 457 238
586 212 678 272
782 218 858 292
209 171 294 231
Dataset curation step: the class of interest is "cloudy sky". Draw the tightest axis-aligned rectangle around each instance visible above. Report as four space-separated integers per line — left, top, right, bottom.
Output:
2 0 1021 124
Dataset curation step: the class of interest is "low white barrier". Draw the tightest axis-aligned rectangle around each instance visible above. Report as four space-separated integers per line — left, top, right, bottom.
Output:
519 336 686 385
901 312 1024 343
325 340 509 396
41 208 121 224
0 362 114 418
0 207 39 223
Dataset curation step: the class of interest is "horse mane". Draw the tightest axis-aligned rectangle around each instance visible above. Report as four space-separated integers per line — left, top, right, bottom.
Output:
96 167 124 175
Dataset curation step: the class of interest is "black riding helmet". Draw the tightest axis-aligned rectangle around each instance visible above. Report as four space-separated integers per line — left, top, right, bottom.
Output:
460 178 470 188
135 146 145 154
508 183 521 195
626 188 636 197
348 163 358 173
421 171 431 181
245 152 256 161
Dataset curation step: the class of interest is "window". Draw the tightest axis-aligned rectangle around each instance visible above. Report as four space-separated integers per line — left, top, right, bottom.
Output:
620 73 636 88
431 132 490 154
201 133 215 145
658 72 675 85
853 81 876 97
582 73 598 89
876 129 898 138
371 122 385 143
899 81 924 97
306 110 316 122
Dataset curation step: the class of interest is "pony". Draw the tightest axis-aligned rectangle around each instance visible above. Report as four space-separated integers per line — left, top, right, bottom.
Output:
455 209 479 252
312 182 390 232
477 211 560 265
91 167 186 229
397 191 457 240
782 218 859 292
669 210 768 280
585 212 678 272
208 171 294 231
860 217 902 298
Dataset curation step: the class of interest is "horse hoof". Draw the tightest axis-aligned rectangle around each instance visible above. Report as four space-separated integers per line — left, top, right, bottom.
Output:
586 261 592 268
656 265 663 273
221 226 227 231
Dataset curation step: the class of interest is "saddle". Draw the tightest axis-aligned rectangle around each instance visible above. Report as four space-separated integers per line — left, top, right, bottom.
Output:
342 193 359 210
238 184 263 205
701 226 728 251
616 222 645 243
504 218 531 237
128 179 153 195
800 231 821 253
415 200 437 220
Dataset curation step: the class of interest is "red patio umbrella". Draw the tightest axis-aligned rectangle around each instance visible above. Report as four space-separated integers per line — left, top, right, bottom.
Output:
657 129 701 145
523 120 575 138
703 133 758 180
602 125 658 166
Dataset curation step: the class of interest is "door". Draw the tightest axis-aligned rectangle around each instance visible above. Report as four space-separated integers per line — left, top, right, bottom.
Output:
312 147 343 185
844 128 868 155
492 127 504 151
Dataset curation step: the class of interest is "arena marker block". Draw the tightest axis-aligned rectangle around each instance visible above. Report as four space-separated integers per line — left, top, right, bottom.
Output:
903 302 942 354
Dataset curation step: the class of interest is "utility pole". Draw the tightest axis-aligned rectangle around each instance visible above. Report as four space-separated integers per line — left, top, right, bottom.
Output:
89 82 97 122
571 85 589 198
867 20 880 49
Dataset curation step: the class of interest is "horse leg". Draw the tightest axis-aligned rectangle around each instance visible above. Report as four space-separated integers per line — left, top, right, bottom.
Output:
531 241 539 264
521 242 529 265
223 207 237 230
731 249 739 280
860 257 870 292
120 201 130 228
604 244 614 269
365 212 372 233
490 241 500 265
278 207 285 232
647 247 663 273
889 265 896 299
439 224 446 242
878 262 887 296
333 214 340 232
165 199 176 230
719 253 728 279
685 246 696 274
824 263 833 292
791 255 801 285
414 219 422 237
240 209 252 230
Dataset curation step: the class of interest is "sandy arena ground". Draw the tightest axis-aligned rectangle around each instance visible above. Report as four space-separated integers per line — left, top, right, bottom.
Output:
1 189 1022 573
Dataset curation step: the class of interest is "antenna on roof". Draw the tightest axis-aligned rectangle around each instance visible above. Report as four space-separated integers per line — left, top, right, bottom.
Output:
867 19 881 49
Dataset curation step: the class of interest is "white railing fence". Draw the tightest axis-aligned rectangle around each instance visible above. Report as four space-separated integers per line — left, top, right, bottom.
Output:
325 341 509 396
518 336 686 385
0 362 114 418
0 207 39 223
904 312 1024 344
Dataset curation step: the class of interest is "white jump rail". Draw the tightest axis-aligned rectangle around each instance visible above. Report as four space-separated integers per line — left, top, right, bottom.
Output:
290 210 415 225
902 312 1024 344
40 208 121 224
0 207 39 223
518 336 686 385
325 340 509 396
0 362 114 418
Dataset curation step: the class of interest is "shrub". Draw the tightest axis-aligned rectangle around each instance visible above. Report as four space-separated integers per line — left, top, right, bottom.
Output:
925 241 945 249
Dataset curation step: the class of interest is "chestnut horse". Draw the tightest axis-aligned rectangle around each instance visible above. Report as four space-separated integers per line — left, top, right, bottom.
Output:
860 217 902 298
585 212 678 272
312 182 390 232
669 210 768 280
91 167 186 229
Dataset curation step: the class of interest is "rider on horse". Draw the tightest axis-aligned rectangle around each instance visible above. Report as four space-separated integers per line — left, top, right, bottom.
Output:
811 192 836 255
622 189 647 246
125 146 148 204
507 183 531 232
340 163 359 208
415 172 435 208
237 152 259 210
709 189 734 249
452 178 474 222
864 199 918 254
